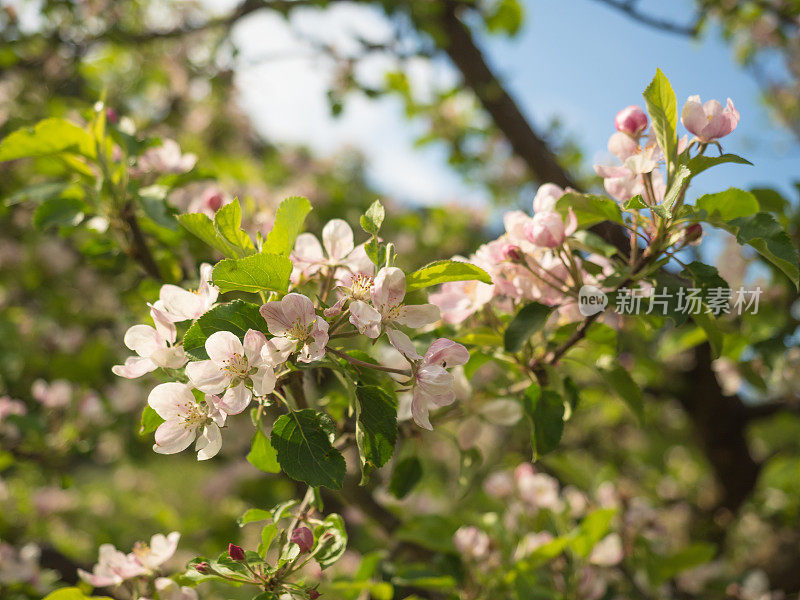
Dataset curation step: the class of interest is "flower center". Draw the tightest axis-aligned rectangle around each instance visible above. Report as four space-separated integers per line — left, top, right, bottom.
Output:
220 353 249 378
180 403 207 429
287 319 312 342
384 302 404 321
351 274 374 301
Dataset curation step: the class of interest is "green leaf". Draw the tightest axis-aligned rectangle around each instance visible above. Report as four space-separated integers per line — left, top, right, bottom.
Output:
314 513 348 569
685 153 752 177
0 118 95 162
484 0 524 35
182 300 269 360
622 194 647 210
263 196 313 255
504 302 553 353
643 68 677 173
139 405 164 436
522 384 565 459
212 253 292 294
247 429 281 473
721 212 800 288
360 199 385 235
270 409 346 489
258 523 278 557
680 261 729 295
556 192 624 227
32 196 87 229
661 164 691 213
695 188 760 221
570 508 617 558
405 260 492 291
389 455 423 499
213 199 255 258
42 589 112 600
238 508 271 526
354 385 398 483
600 364 643 422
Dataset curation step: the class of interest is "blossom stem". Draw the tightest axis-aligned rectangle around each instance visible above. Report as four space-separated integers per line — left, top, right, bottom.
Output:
326 346 412 376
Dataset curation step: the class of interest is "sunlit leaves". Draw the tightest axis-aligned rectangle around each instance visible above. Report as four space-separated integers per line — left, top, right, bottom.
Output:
270 409 346 489
263 196 312 255
212 253 292 294
0 118 96 162
178 198 254 258
405 260 492 291
247 429 281 473
643 69 677 176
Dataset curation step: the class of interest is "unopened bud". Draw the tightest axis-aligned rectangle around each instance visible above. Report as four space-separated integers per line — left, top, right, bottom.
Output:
106 108 119 124
614 105 648 137
307 590 321 599
291 526 314 554
683 223 703 245
228 543 245 561
501 243 523 262
195 561 210 573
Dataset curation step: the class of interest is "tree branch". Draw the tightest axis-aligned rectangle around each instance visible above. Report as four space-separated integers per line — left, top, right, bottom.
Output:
590 0 701 37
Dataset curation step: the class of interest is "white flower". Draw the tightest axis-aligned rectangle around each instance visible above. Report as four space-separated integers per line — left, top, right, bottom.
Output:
453 526 491 561
186 330 276 414
157 263 219 322
78 544 146 587
291 219 371 281
148 382 225 460
131 532 180 570
259 293 329 363
589 533 623 566
112 306 187 379
349 267 440 344
155 577 198 600
130 139 197 177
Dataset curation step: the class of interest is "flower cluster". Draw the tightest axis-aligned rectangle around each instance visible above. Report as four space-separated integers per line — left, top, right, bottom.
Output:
78 531 181 588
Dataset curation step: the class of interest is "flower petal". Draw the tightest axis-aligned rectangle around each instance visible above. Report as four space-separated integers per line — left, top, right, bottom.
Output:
322 219 355 261
186 360 228 394
372 267 406 310
243 329 267 364
394 303 440 328
153 419 197 454
196 423 222 460
148 382 195 420
205 331 244 367
386 328 421 362
218 383 251 415
112 356 157 379
349 300 381 338
124 324 162 357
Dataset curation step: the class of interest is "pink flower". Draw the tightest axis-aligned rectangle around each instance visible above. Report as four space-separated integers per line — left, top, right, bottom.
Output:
131 532 180 570
524 210 577 248
157 263 219 322
188 187 230 218
291 527 314 553
532 183 565 213
0 396 26 422
608 131 639 161
78 544 146 587
429 257 494 325
614 105 648 137
392 334 469 430
148 382 225 460
260 293 329 363
112 306 187 379
186 330 276 412
516 467 562 511
31 379 71 408
453 526 490 561
291 219 371 281
130 139 197 177
681 95 740 142
349 267 440 344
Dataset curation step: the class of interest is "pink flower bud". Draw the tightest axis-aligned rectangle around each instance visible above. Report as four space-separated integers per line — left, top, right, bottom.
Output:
106 108 119 124
291 526 314 553
228 543 245 561
524 212 566 248
195 561 210 573
614 105 648 137
683 223 703 245
307 590 321 599
501 243 522 262
681 96 739 142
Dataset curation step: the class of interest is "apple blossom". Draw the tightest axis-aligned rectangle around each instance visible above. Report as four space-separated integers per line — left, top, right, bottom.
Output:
681 95 740 142
0 396 26 422
323 270 375 318
614 105 648 137
130 139 197 177
588 533 624 566
291 527 314 553
513 532 555 561
532 183 565 213
78 543 147 587
188 186 230 218
148 382 225 460
131 532 180 570
391 334 470 430
292 219 371 280
429 257 494 325
186 330 276 411
155 577 198 600
516 466 562 511
112 306 187 379
31 379 71 408
260 293 329 363
453 526 491 561
228 543 245 561
349 267 440 343
524 209 576 248
157 263 219 322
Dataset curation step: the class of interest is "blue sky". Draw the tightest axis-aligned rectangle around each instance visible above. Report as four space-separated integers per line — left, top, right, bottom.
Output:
483 0 800 202
232 0 799 208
